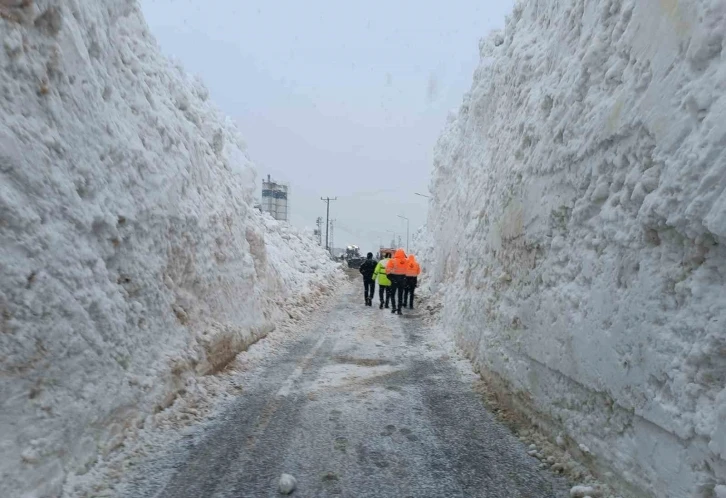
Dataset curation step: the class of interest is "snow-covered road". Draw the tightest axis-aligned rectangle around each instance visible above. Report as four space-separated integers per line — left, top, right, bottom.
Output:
117 275 569 497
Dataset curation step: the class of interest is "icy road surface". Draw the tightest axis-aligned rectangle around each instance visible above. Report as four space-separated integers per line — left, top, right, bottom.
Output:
120 277 569 498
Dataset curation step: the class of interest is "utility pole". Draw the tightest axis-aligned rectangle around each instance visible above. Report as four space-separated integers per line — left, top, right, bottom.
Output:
315 217 323 246
321 197 337 253
398 215 410 253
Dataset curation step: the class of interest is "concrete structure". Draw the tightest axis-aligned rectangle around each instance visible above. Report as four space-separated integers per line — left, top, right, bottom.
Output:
261 175 289 221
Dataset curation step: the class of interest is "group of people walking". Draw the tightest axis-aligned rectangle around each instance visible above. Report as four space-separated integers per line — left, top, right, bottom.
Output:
358 249 420 315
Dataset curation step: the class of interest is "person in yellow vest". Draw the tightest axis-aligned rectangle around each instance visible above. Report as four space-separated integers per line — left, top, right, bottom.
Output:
402 254 421 309
373 252 392 309
385 248 408 315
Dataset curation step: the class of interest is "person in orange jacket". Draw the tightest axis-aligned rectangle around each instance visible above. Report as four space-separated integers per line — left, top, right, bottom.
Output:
402 254 421 309
385 248 408 315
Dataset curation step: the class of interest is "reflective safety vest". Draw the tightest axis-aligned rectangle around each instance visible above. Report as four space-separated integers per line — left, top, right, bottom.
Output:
373 259 391 286
385 249 408 276
405 255 421 277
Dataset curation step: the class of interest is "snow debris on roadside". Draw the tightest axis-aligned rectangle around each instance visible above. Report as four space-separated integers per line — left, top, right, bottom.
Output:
570 485 602 498
65 287 346 498
420 301 621 498
421 0 726 496
0 2 343 497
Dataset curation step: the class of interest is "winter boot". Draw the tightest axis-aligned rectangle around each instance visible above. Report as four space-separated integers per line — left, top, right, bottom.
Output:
391 308 397 314
396 309 402 315
379 302 383 309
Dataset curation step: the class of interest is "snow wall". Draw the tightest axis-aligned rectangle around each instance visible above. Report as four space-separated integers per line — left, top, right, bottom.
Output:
424 1 726 496
0 1 340 496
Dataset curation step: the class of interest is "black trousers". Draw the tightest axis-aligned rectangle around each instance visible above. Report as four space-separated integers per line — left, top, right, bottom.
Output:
403 277 418 308
363 277 375 301
379 285 390 305
390 275 405 311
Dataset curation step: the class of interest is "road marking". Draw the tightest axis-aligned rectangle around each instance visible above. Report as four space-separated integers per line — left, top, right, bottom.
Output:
276 334 327 397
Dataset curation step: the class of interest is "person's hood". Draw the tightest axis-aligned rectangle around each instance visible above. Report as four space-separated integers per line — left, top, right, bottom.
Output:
394 248 406 259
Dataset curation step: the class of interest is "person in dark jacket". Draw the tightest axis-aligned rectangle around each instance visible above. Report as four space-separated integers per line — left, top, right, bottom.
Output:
402 254 421 309
358 252 377 306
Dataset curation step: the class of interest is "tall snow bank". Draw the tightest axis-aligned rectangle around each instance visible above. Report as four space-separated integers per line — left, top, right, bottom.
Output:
426 0 726 496
0 1 340 496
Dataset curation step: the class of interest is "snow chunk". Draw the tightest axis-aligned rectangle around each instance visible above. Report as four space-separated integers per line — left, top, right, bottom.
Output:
570 486 601 498
279 473 297 494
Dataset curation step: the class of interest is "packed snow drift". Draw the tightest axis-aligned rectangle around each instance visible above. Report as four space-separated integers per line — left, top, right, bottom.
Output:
0 1 340 496
423 0 726 496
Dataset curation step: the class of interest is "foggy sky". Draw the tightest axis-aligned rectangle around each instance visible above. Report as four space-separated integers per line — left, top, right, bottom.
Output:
140 0 513 254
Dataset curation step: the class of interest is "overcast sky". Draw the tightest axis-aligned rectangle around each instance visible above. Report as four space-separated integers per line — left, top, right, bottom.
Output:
140 0 513 254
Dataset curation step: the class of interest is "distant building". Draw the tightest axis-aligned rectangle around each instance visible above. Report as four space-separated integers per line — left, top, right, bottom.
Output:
261 175 289 221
